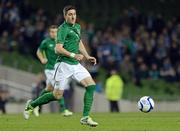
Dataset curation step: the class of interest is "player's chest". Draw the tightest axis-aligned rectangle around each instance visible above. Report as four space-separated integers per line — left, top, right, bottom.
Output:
67 28 80 40
46 42 55 51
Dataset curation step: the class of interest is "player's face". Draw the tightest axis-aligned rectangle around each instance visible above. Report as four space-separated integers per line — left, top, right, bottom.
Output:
49 28 57 39
65 9 76 25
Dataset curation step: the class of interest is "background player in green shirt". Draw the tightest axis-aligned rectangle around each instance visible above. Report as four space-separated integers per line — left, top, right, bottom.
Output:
24 5 98 127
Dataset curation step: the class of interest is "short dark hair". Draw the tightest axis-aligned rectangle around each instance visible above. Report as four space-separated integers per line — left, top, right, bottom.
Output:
63 5 76 16
48 25 57 31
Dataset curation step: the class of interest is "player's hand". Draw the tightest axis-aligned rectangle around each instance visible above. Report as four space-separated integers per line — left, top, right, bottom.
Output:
74 54 84 61
87 56 97 65
40 58 48 64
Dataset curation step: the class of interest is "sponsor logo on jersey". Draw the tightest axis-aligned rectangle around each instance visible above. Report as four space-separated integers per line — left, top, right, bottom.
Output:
49 44 54 47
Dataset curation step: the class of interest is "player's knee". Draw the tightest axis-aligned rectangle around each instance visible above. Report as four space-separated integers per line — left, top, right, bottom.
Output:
53 90 63 99
81 77 96 87
54 93 63 99
55 95 62 100
46 87 53 92
86 79 96 87
46 84 53 91
90 79 96 85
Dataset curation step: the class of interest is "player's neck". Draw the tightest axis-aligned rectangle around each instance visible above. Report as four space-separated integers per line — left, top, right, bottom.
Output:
65 21 75 27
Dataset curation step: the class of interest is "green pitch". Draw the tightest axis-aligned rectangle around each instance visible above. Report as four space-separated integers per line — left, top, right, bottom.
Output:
0 112 180 131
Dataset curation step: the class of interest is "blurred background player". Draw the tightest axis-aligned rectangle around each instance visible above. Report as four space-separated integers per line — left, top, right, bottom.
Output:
28 25 73 117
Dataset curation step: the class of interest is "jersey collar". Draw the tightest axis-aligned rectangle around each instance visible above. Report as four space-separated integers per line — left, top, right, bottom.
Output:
64 21 75 27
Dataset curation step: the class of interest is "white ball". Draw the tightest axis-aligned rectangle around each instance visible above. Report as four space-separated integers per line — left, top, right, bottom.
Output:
137 96 154 113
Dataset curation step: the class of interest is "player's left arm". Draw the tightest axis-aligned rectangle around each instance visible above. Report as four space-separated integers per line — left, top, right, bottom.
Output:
79 40 97 65
37 40 48 64
36 49 48 64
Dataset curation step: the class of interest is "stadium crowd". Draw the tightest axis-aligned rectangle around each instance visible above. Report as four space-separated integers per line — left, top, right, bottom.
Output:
0 1 179 85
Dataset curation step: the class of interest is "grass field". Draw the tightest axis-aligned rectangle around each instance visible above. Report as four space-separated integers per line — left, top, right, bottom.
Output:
0 112 180 131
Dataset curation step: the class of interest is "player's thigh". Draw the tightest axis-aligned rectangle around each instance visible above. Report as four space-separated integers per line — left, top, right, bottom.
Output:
54 62 72 91
54 79 69 90
73 64 95 87
53 62 73 82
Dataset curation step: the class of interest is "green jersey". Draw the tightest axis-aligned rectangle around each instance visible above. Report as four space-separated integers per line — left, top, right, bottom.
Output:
39 37 58 70
56 21 81 65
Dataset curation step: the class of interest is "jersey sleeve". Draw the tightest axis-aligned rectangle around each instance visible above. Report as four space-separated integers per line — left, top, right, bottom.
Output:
39 39 47 51
56 26 68 45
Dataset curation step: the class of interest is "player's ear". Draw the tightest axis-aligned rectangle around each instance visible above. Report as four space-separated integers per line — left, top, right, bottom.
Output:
64 14 67 21
63 11 66 19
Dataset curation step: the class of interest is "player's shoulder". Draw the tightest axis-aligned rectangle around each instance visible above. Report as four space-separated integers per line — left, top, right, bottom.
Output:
58 23 68 32
41 37 50 44
75 23 81 29
43 37 51 42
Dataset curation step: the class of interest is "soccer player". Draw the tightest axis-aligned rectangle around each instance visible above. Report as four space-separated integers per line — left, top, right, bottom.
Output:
28 25 73 117
24 5 98 127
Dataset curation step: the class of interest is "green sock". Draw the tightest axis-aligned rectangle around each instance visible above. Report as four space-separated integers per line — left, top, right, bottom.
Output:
58 97 66 112
83 85 96 117
39 89 49 97
30 92 56 108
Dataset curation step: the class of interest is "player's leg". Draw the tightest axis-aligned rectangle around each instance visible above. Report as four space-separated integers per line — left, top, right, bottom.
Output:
39 70 72 116
23 89 63 119
33 84 53 117
48 68 73 116
80 77 96 117
54 62 74 116
58 96 73 116
31 70 54 117
30 89 63 109
24 63 64 119
53 78 73 116
24 62 72 120
73 64 98 126
59 97 66 112
80 77 98 126
58 79 73 116
39 84 53 96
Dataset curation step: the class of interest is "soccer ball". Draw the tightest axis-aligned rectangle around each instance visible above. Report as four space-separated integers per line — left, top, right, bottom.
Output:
137 96 154 113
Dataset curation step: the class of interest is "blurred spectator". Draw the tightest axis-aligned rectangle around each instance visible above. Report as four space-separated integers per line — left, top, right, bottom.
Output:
149 63 160 80
133 56 147 86
160 58 176 82
169 42 180 67
0 88 9 114
0 30 10 51
134 62 149 86
97 38 112 70
176 65 180 82
120 54 134 82
105 70 124 112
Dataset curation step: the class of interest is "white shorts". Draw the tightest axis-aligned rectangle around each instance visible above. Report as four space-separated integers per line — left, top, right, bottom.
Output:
44 69 55 86
53 62 91 90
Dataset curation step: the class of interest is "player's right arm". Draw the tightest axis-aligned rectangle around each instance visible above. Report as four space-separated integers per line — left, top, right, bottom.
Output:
55 27 83 61
37 40 48 64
